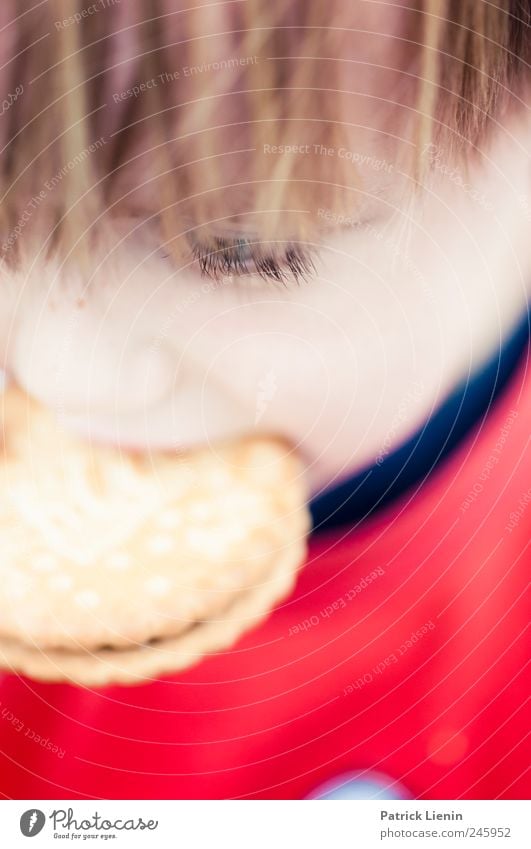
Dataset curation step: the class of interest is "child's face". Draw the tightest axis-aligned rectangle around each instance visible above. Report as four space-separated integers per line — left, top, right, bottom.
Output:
5 111 531 495
2 0 530 495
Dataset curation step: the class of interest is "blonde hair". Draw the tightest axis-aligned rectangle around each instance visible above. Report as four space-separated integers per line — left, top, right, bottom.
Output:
0 0 529 273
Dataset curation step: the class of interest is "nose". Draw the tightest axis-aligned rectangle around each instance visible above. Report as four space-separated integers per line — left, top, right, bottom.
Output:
94 341 178 414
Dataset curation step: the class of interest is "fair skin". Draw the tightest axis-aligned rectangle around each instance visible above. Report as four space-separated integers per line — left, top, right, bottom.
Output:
1 15 530 495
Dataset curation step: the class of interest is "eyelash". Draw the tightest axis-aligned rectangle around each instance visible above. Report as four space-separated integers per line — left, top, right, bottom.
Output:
190 236 314 284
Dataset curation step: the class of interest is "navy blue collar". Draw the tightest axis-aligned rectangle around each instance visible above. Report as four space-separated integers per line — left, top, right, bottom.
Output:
310 310 530 532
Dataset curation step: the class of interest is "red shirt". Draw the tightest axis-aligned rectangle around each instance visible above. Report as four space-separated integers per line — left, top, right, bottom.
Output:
0 354 529 800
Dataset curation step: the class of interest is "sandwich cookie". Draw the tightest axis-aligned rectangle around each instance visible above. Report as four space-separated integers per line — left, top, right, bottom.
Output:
0 386 309 683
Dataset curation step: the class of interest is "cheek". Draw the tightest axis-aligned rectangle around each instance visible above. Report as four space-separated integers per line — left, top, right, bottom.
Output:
181 294 361 445
202 328 331 431
9 294 178 414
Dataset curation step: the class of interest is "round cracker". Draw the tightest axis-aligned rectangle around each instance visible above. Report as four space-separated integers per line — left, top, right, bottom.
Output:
0 387 309 651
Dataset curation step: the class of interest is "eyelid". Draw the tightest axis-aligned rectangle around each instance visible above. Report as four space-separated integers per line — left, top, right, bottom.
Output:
189 234 315 285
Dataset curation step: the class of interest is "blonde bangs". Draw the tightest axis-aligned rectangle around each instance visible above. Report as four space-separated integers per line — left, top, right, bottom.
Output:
0 0 528 272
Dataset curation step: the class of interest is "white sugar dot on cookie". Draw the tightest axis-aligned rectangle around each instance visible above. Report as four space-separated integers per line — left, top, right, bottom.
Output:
74 590 101 609
188 502 214 521
145 576 171 596
215 490 264 517
184 527 226 557
31 552 59 572
73 552 96 568
106 552 132 571
203 467 232 489
47 573 73 592
146 534 174 555
156 508 182 529
6 576 33 599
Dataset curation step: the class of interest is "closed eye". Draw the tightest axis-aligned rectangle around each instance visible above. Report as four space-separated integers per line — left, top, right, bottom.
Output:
189 234 315 285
